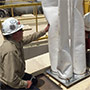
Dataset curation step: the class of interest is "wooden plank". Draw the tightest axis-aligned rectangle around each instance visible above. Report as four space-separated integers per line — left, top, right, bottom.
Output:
44 73 61 87
45 71 90 90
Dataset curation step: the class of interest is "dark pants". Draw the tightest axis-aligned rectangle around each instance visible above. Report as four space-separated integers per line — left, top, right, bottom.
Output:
0 73 39 90
86 51 90 68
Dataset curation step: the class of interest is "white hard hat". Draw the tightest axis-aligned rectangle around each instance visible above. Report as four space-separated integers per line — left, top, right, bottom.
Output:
2 17 24 35
84 12 90 32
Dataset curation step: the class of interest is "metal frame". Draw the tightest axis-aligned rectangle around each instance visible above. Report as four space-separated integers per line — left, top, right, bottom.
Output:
84 0 90 14
46 69 90 88
0 1 48 41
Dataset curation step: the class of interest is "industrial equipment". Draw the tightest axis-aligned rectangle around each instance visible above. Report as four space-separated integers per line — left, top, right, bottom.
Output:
0 0 43 17
0 0 90 90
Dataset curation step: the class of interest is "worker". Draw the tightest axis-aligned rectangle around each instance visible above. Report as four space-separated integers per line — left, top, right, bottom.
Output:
84 12 90 68
0 17 50 90
84 12 90 51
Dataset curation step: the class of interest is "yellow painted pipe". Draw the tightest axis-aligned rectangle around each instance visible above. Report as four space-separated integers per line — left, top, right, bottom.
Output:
0 0 35 3
0 16 45 22
38 35 48 40
10 0 14 17
0 3 41 9
84 0 90 14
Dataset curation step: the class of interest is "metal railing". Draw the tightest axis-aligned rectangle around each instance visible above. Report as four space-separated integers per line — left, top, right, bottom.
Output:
1 0 89 40
0 1 48 41
84 0 90 14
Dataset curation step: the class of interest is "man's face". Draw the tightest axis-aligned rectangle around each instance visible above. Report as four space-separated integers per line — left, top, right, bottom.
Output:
12 29 23 42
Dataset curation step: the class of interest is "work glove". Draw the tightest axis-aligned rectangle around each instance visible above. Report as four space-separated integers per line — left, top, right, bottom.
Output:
44 24 50 32
27 76 38 88
27 80 32 88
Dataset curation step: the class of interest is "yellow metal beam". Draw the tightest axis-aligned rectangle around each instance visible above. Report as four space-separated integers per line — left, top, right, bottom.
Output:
38 35 48 40
0 2 41 9
0 16 45 22
0 0 35 3
84 0 90 14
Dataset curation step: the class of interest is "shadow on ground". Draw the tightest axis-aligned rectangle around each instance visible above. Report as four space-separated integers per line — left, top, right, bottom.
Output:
37 74 63 90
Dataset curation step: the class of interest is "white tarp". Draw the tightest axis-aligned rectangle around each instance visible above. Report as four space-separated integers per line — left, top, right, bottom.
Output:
72 0 86 75
41 0 86 79
41 0 59 74
57 0 73 79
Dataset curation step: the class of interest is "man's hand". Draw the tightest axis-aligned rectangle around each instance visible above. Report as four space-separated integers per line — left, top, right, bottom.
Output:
44 24 50 32
27 80 32 88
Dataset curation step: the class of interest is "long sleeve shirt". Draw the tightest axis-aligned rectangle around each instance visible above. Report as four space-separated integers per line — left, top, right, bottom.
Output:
0 30 46 88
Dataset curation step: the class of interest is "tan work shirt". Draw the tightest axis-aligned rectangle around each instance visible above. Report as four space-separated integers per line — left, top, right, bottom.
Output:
0 30 46 88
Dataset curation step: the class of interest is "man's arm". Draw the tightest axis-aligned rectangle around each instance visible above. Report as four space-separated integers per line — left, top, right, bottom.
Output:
2 51 28 88
22 24 50 45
